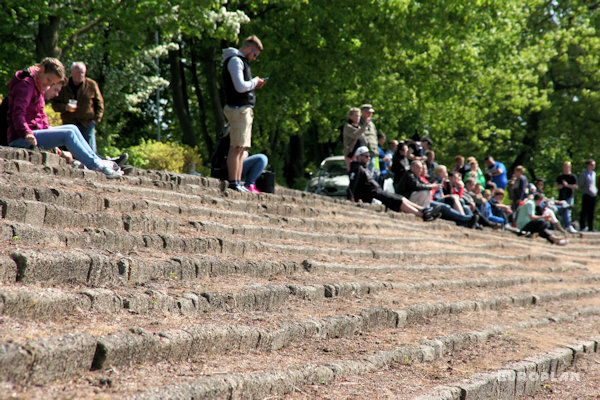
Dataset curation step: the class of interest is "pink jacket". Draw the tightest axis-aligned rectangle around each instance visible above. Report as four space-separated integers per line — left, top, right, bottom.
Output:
7 70 49 143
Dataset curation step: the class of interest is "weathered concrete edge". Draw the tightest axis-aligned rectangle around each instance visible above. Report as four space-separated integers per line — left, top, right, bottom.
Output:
125 315 600 400
92 292 600 369
6 270 598 319
412 338 600 400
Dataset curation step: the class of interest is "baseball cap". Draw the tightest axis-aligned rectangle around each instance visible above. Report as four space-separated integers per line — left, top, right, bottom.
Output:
354 146 371 157
360 104 374 112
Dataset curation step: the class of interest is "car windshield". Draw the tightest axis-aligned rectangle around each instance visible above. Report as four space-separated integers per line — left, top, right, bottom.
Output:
321 160 347 176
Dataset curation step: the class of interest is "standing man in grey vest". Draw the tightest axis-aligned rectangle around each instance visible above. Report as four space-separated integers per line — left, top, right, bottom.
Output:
359 104 378 175
221 35 267 192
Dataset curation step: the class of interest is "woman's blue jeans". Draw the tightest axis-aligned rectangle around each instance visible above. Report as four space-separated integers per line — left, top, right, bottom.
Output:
9 125 101 170
242 153 268 185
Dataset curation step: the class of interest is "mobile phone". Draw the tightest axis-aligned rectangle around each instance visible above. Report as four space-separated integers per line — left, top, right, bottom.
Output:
263 77 269 80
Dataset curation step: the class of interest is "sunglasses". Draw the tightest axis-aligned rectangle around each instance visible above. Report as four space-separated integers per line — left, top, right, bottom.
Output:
250 47 259 58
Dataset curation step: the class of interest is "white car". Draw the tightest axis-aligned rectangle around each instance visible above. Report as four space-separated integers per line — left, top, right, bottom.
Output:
305 155 349 198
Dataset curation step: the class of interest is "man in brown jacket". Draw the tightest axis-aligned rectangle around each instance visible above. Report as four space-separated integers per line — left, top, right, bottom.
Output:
52 62 127 165
52 62 103 153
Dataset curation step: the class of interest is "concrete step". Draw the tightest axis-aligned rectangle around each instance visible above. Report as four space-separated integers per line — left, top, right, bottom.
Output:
3 271 600 320
1 287 598 387
6 306 596 399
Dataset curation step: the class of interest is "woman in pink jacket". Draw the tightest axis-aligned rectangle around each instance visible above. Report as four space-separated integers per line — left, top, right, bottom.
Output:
6 58 121 178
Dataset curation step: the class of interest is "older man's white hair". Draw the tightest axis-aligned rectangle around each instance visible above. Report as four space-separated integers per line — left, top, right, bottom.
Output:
71 62 86 72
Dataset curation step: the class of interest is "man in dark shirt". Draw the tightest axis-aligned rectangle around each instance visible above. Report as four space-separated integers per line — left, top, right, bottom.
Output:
348 146 441 221
554 161 578 233
391 143 410 192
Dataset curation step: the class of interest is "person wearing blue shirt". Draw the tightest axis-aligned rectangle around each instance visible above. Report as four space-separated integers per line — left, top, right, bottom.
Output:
484 155 508 189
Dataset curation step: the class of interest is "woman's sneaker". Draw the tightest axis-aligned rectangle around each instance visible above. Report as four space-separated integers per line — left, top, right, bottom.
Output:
97 163 123 179
246 184 261 194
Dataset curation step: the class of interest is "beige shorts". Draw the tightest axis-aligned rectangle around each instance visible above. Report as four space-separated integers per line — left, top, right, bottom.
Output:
224 105 254 148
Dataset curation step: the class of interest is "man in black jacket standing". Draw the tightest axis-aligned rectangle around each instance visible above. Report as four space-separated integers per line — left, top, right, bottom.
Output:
349 146 441 221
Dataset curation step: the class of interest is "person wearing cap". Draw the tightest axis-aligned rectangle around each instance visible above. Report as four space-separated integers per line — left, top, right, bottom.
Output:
342 107 368 170
359 104 378 174
348 146 442 222
515 193 567 245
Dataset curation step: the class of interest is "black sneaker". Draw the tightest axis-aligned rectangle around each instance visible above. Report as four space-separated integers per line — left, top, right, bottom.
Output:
468 214 479 229
111 153 129 166
422 204 442 222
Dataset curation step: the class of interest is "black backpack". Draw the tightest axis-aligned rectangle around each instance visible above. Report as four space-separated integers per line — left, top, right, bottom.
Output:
209 131 230 180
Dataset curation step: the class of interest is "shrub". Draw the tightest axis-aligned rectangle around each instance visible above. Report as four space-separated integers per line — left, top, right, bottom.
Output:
45 104 62 127
126 139 204 174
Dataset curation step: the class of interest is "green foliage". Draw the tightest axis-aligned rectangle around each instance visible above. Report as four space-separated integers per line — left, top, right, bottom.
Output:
2 0 600 194
45 105 62 128
126 139 203 173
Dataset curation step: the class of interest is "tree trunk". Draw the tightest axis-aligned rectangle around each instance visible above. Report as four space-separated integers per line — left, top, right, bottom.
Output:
203 44 225 141
168 46 197 146
284 134 304 187
510 110 540 179
36 16 61 59
189 40 213 154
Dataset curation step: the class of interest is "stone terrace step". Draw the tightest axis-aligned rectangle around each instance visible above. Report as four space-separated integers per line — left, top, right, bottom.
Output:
124 314 600 400
1 286 598 387
3 270 600 320
1 147 600 399
2 225 589 289
7 306 597 399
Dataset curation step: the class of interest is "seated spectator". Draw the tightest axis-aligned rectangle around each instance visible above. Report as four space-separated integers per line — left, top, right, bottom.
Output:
425 150 438 182
484 155 508 189
464 158 485 187
377 132 392 185
6 58 122 178
484 172 496 191
452 155 466 176
531 179 566 234
421 136 433 154
463 178 499 229
407 135 426 162
554 161 578 233
399 161 478 228
241 151 268 193
385 140 398 162
488 188 513 228
431 165 465 214
515 193 567 245
348 146 441 221
342 107 367 170
391 142 410 191
466 182 503 228
507 165 528 212
397 160 441 207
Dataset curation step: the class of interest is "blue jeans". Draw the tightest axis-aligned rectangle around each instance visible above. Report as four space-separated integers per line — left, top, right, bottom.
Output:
77 122 96 154
432 200 472 226
558 197 574 228
9 125 102 170
242 153 268 185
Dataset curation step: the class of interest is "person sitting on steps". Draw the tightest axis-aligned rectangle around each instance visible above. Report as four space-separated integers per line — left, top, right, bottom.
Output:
5 58 122 179
348 146 442 222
